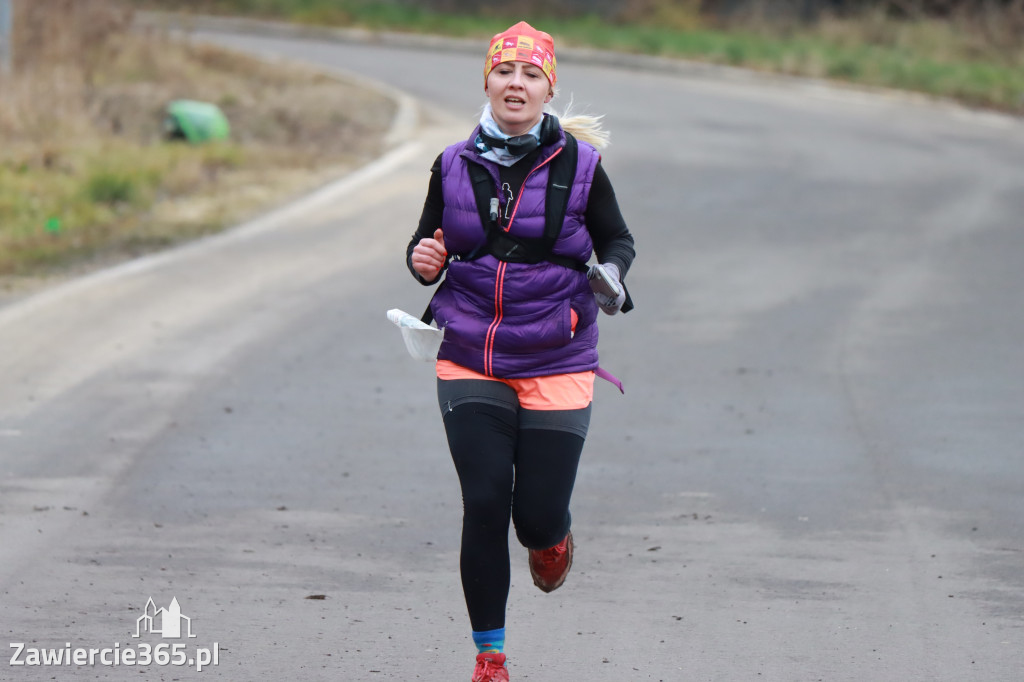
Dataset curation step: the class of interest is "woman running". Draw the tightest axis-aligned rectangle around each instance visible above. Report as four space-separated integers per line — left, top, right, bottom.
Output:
405 21 636 681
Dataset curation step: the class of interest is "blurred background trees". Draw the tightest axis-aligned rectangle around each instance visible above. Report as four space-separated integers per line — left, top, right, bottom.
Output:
131 0 1022 49
5 0 134 73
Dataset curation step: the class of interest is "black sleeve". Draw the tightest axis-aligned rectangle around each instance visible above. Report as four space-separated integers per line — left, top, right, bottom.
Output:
585 161 635 280
406 153 446 285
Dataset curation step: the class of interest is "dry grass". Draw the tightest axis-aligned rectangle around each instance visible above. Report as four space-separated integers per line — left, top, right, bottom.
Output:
0 0 396 296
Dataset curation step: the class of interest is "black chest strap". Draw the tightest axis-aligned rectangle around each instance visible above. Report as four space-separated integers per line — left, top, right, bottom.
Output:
465 134 585 272
423 136 583 326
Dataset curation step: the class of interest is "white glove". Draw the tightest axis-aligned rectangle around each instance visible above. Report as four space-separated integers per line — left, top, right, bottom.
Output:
588 263 626 315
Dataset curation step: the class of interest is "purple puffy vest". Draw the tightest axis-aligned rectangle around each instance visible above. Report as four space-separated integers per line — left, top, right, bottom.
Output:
428 125 602 379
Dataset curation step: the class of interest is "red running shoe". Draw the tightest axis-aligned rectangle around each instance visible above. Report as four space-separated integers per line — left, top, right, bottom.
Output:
472 652 509 682
528 531 573 593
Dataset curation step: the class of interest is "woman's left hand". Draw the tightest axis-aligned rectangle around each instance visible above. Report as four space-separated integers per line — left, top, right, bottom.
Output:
588 263 626 315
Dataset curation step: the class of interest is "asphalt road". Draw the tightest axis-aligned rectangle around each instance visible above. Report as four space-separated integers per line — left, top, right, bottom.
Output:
2 21 1023 681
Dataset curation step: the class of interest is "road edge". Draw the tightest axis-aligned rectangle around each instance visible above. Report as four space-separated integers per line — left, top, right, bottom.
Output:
138 10 1023 130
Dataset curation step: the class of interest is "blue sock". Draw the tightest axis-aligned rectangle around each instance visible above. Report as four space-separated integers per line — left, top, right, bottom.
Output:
472 627 505 654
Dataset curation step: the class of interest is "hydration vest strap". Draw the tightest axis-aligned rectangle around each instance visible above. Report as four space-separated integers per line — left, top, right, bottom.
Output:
464 134 585 271
467 162 497 248
595 366 625 394
544 132 577 248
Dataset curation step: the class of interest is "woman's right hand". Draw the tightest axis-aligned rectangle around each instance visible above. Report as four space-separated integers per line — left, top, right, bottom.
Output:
411 229 447 279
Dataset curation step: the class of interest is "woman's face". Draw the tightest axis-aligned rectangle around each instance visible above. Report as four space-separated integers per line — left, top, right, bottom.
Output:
485 61 553 136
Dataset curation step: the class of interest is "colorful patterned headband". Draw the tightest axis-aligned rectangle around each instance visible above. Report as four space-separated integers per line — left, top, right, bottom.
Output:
484 21 557 87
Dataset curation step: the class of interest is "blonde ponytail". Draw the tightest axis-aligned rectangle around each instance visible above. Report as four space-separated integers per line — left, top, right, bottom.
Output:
550 94 610 150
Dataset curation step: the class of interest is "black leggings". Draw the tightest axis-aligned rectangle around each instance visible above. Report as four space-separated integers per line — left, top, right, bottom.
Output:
438 378 591 632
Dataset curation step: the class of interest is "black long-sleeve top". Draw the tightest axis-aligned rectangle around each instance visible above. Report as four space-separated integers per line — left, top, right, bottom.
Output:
407 150 635 286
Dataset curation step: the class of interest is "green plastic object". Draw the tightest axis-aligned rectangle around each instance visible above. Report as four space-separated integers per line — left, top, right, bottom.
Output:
164 100 230 143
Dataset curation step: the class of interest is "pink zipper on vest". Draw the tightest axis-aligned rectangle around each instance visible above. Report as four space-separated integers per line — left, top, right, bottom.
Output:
482 146 564 376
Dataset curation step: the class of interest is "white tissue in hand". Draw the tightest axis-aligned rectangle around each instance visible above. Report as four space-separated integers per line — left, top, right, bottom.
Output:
387 309 444 361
